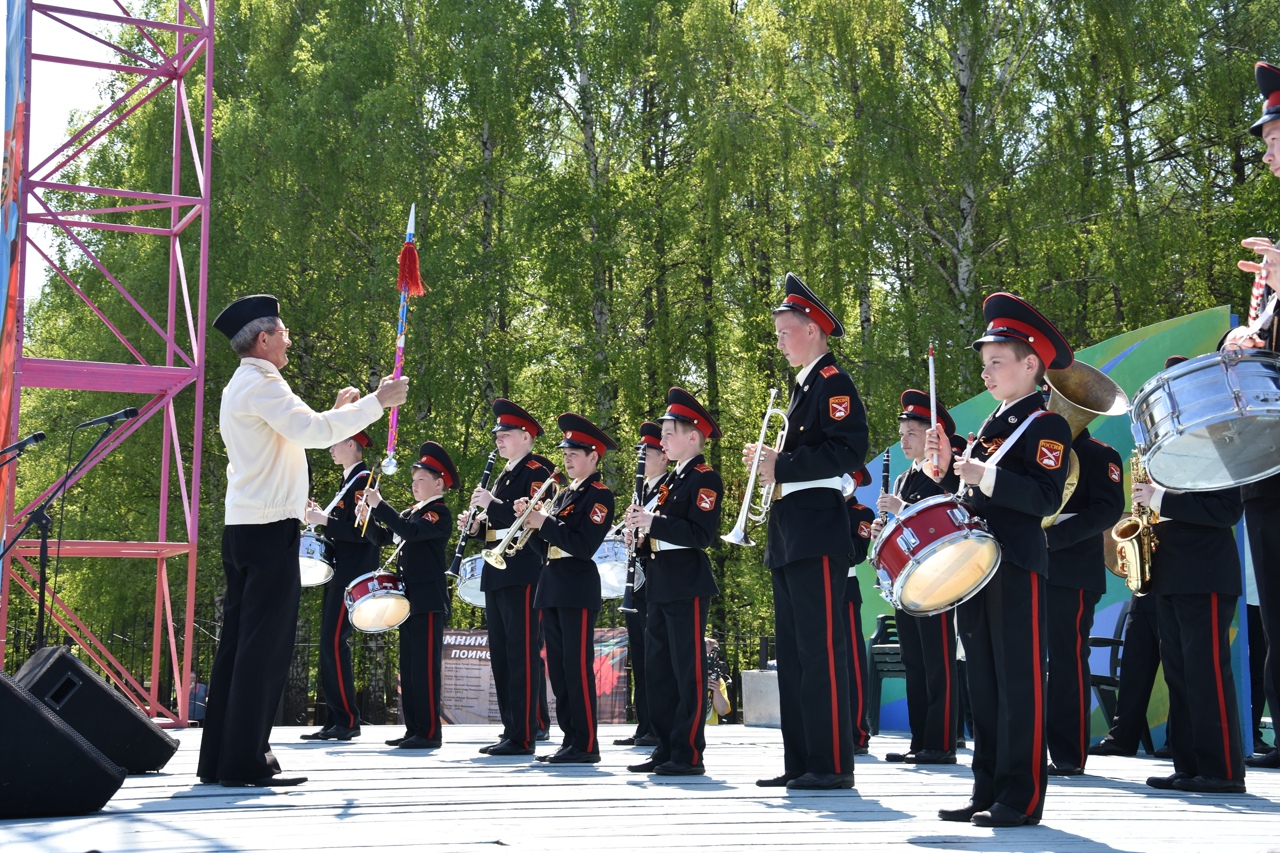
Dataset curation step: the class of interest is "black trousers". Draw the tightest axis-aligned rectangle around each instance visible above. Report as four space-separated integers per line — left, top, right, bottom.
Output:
319 565 361 729
958 563 1048 821
1157 593 1245 782
197 520 301 782
1046 584 1101 769
771 555 854 778
1246 496 1280 751
485 584 541 747
543 607 599 754
1102 605 1162 752
843 594 871 749
624 595 654 738
898 607 959 753
400 609 444 740
1249 604 1269 748
646 596 710 766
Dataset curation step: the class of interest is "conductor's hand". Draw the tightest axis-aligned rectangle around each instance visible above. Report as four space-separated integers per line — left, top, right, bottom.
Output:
743 443 779 486
305 499 328 527
1238 236 1280 294
375 375 410 408
333 387 361 409
876 492 904 516
1223 325 1267 351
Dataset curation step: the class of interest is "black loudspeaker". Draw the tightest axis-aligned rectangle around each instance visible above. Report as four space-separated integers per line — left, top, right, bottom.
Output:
0 673 126 818
15 645 179 773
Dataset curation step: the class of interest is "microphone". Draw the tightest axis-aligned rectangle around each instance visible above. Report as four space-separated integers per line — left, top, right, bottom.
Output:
76 408 140 430
0 431 46 455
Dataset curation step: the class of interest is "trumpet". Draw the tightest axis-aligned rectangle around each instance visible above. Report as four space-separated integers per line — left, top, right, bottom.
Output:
482 470 559 569
722 388 789 547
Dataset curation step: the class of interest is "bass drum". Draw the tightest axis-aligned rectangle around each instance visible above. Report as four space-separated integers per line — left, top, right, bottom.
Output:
1130 350 1280 490
456 554 486 608
594 536 628 600
869 495 1001 617
299 530 334 587
343 571 411 633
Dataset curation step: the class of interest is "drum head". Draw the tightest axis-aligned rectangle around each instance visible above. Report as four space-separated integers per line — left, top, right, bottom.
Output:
594 537 628 600
896 535 1000 616
299 557 334 587
350 595 411 633
457 554 486 608
1146 415 1280 490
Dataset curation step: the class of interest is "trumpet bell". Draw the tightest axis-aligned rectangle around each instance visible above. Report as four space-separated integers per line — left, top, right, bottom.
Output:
721 527 756 547
481 549 507 570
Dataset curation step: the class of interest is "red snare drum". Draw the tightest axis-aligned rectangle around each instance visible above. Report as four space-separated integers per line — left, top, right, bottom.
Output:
343 570 411 633
869 494 1001 616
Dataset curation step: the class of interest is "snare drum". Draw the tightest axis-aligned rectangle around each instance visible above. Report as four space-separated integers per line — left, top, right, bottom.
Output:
593 536 628 600
456 554 486 608
343 570 411 633
1130 350 1280 490
299 529 334 587
869 495 1001 617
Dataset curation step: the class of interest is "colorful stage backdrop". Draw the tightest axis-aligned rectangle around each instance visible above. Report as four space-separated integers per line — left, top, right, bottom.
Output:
852 306 1251 747
1 0 26 530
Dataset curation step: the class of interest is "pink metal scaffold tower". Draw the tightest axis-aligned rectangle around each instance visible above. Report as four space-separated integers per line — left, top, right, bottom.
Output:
0 0 214 725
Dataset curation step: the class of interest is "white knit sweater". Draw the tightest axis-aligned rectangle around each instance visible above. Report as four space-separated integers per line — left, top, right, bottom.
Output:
220 357 384 525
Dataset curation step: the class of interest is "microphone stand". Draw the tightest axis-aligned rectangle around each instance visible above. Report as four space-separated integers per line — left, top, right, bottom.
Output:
0 423 122 651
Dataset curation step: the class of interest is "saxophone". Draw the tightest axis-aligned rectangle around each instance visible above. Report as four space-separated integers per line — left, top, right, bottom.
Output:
1109 451 1157 596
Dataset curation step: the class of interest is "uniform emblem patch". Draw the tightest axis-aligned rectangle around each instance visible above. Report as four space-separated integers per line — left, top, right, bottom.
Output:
531 481 543 496
590 504 608 524
696 489 717 511
820 365 839 378
1037 440 1065 470
858 520 872 539
424 511 439 523
829 396 851 421
1108 462 1121 483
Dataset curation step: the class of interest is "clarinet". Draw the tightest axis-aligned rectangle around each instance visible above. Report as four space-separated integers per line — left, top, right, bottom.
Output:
619 443 647 614
446 450 498 579
879 448 891 523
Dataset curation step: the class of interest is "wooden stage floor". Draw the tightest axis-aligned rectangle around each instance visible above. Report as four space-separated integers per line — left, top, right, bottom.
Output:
3 724 1279 852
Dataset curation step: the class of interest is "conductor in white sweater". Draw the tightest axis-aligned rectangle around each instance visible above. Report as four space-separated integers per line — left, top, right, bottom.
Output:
197 294 409 787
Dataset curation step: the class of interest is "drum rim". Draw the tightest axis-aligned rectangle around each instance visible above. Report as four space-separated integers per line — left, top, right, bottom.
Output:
1132 348 1280 403
869 493 983 568
893 533 1002 617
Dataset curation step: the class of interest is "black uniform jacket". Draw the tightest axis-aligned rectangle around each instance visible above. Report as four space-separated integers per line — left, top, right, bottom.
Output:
371 497 453 614
966 393 1072 576
1147 488 1243 596
534 472 615 610
895 465 961 508
325 462 381 575
480 453 553 589
1045 429 1124 593
643 455 722 603
847 500 876 568
766 351 869 569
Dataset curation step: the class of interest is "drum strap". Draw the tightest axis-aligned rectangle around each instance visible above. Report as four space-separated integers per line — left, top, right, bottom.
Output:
321 468 366 517
960 411 1045 498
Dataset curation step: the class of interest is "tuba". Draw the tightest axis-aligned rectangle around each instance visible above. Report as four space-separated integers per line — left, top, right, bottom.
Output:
1109 451 1156 594
1041 361 1129 529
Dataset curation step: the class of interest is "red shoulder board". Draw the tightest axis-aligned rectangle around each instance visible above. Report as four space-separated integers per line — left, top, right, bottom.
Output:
820 365 839 378
525 459 542 470
695 463 713 473
592 481 609 489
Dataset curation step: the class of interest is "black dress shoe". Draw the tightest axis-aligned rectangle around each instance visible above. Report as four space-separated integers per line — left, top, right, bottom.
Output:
546 747 600 764
487 740 535 756
536 728 550 741
1154 745 1173 759
613 736 637 746
756 773 800 788
1246 749 1280 768
1173 775 1247 794
634 734 660 747
786 771 855 790
536 744 572 762
627 759 660 773
655 761 705 776
385 737 406 747
318 725 361 741
397 736 442 749
479 740 508 754
1047 762 1084 776
1088 739 1135 757
198 776 218 784
938 801 984 822
885 751 915 762
971 802 1037 827
854 744 869 755
1146 772 1193 790
220 776 307 788
300 727 333 741
908 749 957 765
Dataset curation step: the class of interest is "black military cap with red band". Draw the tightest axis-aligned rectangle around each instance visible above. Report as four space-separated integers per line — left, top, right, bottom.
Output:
492 398 544 436
971 291 1074 371
660 387 721 440
412 441 460 489
1252 61 1280 137
636 421 663 450
898 389 956 437
557 414 618 457
772 272 846 339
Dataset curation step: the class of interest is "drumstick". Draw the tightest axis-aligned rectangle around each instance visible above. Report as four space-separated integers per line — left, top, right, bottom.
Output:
928 342 939 475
